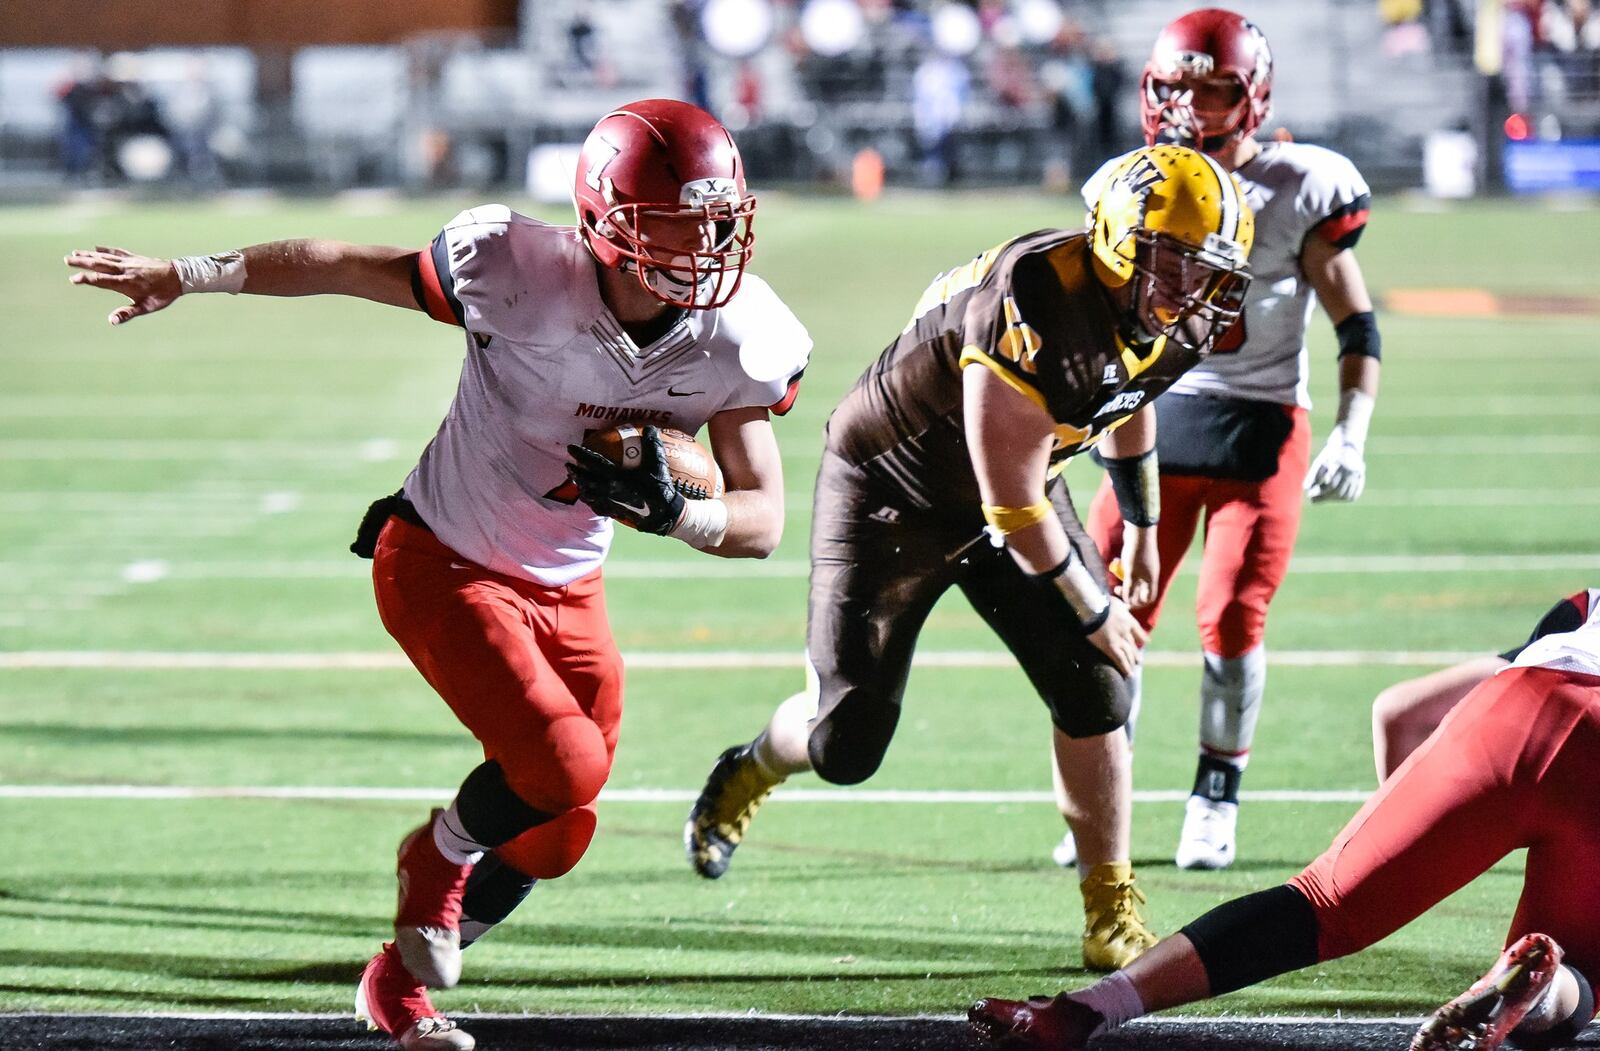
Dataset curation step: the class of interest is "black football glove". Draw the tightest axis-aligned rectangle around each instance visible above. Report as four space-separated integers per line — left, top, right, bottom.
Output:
566 425 686 535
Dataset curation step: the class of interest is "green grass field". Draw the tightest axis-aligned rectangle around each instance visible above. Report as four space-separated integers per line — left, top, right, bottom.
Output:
2 191 1598 1021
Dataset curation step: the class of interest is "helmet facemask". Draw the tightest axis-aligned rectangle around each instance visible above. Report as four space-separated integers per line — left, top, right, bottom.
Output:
1145 73 1251 153
1124 229 1250 356
591 196 756 310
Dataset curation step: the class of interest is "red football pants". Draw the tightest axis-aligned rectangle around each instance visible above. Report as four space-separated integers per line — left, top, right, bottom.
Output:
1086 407 1310 658
1289 666 1600 989
371 518 624 879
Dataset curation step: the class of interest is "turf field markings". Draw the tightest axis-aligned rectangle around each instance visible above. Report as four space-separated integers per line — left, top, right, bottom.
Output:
119 560 170 584
0 785 1373 804
1 552 1594 581
0 1010 1423 1024
0 649 1486 670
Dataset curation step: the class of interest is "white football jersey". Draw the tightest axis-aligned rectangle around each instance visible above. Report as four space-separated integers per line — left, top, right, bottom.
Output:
1511 590 1600 678
406 205 812 586
1083 141 1370 408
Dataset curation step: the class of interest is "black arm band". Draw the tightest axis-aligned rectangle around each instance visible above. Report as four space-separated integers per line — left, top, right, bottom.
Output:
1103 449 1160 528
1335 310 1381 361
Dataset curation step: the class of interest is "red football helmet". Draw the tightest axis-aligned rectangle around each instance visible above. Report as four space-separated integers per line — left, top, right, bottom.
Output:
1140 9 1273 153
573 98 756 310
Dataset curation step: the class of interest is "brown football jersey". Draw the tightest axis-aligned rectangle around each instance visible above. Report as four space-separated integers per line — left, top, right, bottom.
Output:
825 228 1204 510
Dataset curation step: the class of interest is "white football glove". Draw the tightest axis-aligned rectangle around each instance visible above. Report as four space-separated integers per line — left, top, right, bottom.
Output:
1304 429 1366 502
1305 389 1375 503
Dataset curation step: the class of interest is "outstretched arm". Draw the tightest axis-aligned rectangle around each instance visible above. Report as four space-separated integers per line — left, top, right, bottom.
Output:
65 240 422 326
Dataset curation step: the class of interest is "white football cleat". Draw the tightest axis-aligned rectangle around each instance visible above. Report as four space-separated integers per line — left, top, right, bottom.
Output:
1051 830 1077 868
1175 796 1237 871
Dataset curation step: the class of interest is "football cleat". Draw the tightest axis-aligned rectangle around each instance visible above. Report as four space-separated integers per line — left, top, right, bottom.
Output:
1051 830 1078 869
1174 795 1237 871
684 743 782 879
1409 933 1564 1051
1080 862 1158 972
394 809 472 989
969 993 1102 1050
357 943 475 1050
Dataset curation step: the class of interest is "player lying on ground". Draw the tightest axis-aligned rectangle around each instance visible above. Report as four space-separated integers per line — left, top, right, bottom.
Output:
1050 6 1383 874
972 606 1600 1051
67 99 811 1051
684 144 1255 972
1373 589 1598 779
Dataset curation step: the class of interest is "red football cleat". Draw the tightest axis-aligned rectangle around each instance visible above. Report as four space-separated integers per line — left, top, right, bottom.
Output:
969 994 1102 1050
393 809 472 988
356 944 475 1050
1409 933 1565 1051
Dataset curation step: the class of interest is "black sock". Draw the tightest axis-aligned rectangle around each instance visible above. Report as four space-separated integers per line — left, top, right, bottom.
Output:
455 759 559 848
460 853 538 949
1513 966 1595 1049
1181 884 1320 995
1192 753 1243 804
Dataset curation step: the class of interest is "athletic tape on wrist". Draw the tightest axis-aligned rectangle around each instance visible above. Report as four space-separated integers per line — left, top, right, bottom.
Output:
1333 388 1375 449
668 497 729 549
172 250 246 294
1039 552 1111 632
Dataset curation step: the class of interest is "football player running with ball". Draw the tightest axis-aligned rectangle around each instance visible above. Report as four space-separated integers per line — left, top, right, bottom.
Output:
971 598 1600 1051
685 144 1254 972
66 100 810 1051
1050 7 1385 874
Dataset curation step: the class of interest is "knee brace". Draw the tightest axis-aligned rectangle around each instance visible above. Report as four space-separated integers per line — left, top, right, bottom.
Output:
454 759 558 848
1199 646 1266 762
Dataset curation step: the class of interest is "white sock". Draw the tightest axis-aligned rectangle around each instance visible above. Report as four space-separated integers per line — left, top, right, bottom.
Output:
433 803 488 866
1066 970 1146 1034
1199 646 1266 764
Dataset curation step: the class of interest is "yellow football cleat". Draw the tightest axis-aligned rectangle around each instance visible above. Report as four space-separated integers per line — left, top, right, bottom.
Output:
1079 861 1158 972
684 744 783 879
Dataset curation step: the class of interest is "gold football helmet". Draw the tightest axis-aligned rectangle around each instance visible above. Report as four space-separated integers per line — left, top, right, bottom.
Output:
1089 144 1254 355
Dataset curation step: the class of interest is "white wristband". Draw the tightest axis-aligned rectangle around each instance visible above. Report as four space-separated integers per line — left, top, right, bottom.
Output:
668 498 729 550
172 250 247 294
1333 388 1375 449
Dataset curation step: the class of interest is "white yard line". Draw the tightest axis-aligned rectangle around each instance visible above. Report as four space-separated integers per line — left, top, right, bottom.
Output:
0 785 1371 804
0 552 1594 583
0 649 1485 671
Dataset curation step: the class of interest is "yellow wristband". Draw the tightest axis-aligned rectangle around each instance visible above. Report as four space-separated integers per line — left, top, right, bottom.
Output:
981 499 1053 535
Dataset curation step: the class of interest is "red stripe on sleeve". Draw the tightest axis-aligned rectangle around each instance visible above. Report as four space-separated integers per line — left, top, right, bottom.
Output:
1315 208 1369 247
416 244 460 326
770 377 802 416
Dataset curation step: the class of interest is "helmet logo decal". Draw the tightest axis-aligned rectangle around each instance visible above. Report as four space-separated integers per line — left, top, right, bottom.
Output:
583 141 621 193
1108 153 1167 222
681 178 740 207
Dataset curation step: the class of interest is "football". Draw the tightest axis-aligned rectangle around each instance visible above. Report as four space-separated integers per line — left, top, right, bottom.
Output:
582 424 725 500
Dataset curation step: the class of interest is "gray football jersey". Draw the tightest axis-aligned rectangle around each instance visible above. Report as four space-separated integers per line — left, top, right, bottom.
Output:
407 205 811 585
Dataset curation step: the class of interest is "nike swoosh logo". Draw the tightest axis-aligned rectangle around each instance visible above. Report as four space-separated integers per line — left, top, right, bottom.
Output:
667 386 704 397
615 500 650 519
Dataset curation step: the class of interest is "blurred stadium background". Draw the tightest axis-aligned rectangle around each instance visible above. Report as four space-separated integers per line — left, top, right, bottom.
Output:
4 0 1600 1046
1 0 1598 197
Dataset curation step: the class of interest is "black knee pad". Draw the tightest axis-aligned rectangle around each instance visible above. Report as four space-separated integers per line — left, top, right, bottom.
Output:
809 690 900 786
1181 884 1321 996
1044 661 1131 739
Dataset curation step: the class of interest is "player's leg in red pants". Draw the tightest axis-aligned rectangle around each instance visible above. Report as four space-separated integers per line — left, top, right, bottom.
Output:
1192 409 1310 661
1290 666 1600 991
373 517 622 876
